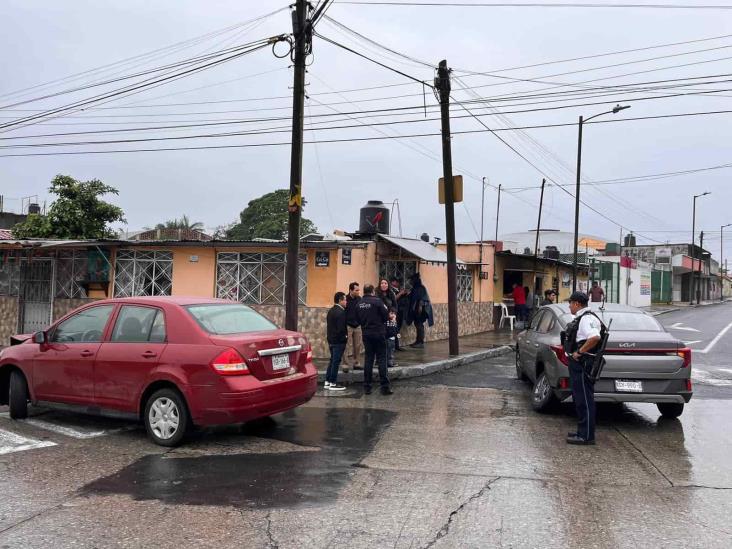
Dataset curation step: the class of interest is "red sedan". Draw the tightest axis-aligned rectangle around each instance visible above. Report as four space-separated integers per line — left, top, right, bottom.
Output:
0 297 317 446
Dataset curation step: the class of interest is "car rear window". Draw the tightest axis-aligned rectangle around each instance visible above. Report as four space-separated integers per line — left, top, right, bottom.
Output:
560 311 663 331
186 304 277 335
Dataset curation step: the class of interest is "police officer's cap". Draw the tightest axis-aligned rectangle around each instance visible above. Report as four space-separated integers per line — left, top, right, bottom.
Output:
568 291 589 305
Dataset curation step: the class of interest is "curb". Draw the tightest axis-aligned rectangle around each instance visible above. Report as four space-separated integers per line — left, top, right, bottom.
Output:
648 308 681 317
317 344 515 384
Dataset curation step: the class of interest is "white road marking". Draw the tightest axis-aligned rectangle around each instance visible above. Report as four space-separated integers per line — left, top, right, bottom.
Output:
684 340 703 346
717 368 732 375
695 319 732 355
669 322 700 332
0 412 128 439
0 428 56 455
692 368 732 387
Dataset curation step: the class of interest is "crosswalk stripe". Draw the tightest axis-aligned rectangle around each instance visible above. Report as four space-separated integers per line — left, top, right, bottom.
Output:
0 428 56 455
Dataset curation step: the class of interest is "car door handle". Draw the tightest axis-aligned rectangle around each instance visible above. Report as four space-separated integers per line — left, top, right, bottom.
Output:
141 351 157 358
80 350 94 357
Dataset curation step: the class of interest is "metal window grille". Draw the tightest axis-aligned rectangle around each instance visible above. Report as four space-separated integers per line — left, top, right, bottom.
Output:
55 250 88 299
0 252 20 297
379 260 417 290
114 250 173 297
457 265 473 302
216 252 307 305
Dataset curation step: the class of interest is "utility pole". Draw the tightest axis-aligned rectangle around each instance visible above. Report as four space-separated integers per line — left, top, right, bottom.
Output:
720 224 731 301
697 231 704 305
533 178 546 297
494 183 502 241
572 115 583 293
284 0 310 331
436 59 459 356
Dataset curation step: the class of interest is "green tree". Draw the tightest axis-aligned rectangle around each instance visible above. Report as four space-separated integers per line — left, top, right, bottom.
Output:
226 189 317 240
12 175 125 239
155 215 204 231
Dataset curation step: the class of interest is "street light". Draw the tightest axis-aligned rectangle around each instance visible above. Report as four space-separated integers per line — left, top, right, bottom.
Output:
572 104 631 292
691 191 711 304
721 223 731 301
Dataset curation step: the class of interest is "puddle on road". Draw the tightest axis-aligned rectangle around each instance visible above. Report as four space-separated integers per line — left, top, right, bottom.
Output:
80 407 396 508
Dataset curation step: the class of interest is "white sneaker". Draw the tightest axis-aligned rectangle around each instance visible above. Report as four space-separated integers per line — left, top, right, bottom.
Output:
324 381 331 389
326 383 346 391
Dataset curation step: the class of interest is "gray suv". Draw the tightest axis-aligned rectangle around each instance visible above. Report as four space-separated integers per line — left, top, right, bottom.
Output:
515 303 692 418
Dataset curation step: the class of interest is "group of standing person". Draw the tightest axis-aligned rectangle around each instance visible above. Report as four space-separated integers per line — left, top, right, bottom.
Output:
325 273 433 394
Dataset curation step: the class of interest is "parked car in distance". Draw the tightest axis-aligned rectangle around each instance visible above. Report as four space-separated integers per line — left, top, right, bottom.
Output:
0 297 318 446
515 303 692 418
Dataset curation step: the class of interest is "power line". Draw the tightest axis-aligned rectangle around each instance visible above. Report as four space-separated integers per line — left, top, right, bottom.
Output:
338 1 732 9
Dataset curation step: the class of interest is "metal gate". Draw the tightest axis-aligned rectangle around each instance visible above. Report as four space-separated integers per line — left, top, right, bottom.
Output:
18 259 53 334
651 269 672 303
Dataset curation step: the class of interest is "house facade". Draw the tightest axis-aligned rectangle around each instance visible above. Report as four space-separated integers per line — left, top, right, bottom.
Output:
0 236 497 357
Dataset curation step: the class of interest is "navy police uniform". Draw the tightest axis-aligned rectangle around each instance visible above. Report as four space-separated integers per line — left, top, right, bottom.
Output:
564 292 602 444
356 294 391 394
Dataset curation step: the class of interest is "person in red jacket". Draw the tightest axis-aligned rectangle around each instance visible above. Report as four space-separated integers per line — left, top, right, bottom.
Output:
512 282 527 322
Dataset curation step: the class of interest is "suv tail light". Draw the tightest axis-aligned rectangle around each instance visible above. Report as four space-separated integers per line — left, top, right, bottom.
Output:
677 347 691 368
210 348 250 376
550 345 569 366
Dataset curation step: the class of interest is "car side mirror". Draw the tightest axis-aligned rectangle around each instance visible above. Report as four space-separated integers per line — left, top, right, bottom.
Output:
33 331 48 345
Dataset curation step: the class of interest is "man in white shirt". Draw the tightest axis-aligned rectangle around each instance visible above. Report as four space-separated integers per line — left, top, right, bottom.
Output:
565 291 602 445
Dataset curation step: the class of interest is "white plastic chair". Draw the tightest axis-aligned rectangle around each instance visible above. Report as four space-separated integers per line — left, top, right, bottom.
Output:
499 303 516 330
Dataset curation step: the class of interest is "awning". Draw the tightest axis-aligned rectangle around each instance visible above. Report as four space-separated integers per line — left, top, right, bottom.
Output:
378 234 463 264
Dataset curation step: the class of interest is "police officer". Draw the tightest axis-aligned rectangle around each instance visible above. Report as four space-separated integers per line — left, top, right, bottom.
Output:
356 284 393 396
564 291 602 445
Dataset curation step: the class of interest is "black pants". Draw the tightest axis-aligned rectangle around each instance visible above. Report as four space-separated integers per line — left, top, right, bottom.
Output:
568 357 596 441
362 333 390 390
414 321 425 344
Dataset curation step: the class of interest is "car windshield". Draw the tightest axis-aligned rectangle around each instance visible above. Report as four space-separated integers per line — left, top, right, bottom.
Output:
186 304 277 335
559 311 663 331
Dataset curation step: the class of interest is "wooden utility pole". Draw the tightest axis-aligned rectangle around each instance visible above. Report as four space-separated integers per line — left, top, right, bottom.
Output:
284 0 310 331
436 60 459 356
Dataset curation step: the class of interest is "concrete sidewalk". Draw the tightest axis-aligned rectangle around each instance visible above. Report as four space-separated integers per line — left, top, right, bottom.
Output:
316 330 518 384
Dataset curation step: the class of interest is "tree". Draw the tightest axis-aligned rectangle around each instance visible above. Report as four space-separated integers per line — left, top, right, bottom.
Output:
12 175 125 239
226 189 317 240
154 215 204 231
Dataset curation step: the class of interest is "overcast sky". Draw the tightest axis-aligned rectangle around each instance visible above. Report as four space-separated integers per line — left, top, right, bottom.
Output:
2 1 731 259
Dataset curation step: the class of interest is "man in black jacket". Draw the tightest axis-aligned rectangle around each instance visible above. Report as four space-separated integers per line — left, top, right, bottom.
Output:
356 284 392 395
344 282 362 371
325 292 348 391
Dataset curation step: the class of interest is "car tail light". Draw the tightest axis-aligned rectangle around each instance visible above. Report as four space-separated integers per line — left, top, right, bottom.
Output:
677 348 691 368
559 377 570 389
210 348 250 376
550 345 569 366
304 340 313 362
686 379 693 392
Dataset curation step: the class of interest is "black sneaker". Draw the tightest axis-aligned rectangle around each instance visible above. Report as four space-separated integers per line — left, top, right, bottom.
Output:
380 387 394 395
364 386 372 395
566 435 595 445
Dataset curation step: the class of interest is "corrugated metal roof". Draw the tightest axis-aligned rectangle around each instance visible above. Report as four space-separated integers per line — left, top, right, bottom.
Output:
379 235 463 264
0 229 12 240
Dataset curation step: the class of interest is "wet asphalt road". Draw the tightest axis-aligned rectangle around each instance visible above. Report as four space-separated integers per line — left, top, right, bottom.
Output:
1 306 731 548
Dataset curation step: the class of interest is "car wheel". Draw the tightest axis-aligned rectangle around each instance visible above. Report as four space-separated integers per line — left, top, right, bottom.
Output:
657 402 684 419
531 372 557 413
144 389 189 447
9 370 29 419
515 346 528 382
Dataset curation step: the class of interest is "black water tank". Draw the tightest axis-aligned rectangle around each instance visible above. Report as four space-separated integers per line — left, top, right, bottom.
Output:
359 200 390 234
624 233 636 247
28 203 41 215
543 246 560 260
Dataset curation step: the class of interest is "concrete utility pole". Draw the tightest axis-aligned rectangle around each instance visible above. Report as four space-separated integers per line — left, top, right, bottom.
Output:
533 178 546 297
436 59 459 356
284 0 310 331
494 183 501 241
697 231 705 305
691 191 710 305
722 224 731 301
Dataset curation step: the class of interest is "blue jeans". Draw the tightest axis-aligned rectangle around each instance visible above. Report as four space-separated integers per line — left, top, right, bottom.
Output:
327 343 346 384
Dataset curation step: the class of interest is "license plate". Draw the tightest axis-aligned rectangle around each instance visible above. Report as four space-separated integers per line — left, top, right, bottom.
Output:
271 353 291 371
615 380 643 393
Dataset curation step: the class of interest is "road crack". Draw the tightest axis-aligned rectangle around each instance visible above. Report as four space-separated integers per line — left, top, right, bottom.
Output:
422 476 500 548
265 511 279 549
614 426 674 487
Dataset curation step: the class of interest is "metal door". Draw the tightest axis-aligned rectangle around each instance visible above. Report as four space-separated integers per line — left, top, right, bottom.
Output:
19 259 53 333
